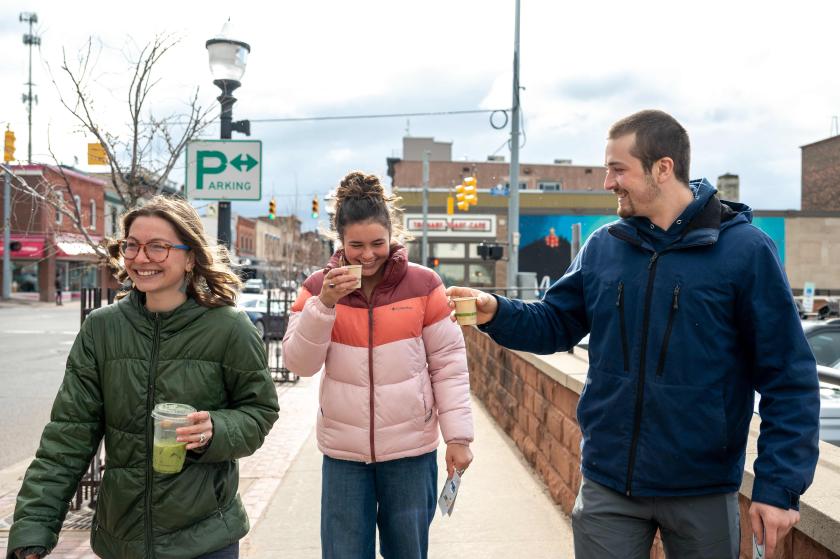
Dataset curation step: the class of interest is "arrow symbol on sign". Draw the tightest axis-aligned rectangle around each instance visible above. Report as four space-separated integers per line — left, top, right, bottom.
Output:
231 153 258 172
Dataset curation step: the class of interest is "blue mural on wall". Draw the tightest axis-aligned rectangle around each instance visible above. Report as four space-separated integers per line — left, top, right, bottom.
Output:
520 214 786 285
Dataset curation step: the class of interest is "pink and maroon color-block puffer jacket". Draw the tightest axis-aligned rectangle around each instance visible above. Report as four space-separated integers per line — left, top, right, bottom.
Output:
282 245 474 463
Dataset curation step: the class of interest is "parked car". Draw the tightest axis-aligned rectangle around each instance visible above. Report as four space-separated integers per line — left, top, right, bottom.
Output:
237 297 287 340
803 319 840 368
242 278 265 294
816 365 840 446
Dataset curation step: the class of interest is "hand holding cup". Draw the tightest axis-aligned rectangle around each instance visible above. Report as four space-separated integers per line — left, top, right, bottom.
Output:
445 286 498 326
319 267 360 308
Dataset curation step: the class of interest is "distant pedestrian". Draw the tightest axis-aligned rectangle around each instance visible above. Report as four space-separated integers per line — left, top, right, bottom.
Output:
8 195 279 559
54 273 62 306
446 110 820 559
282 171 474 559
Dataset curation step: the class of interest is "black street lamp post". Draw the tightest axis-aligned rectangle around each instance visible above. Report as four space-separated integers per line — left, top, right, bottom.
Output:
206 22 251 248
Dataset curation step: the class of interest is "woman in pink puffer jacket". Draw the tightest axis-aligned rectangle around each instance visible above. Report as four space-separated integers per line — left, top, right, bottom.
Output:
282 171 474 559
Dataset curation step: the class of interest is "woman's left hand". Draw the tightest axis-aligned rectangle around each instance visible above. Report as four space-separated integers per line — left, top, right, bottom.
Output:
176 411 214 450
445 442 473 478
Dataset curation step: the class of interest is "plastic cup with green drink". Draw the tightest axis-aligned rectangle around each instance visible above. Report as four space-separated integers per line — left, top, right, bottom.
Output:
151 403 196 474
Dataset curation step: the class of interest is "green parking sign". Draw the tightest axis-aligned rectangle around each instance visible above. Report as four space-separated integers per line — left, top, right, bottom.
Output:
185 140 262 201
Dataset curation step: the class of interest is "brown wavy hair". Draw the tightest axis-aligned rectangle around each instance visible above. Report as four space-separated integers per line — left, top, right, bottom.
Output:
329 171 411 244
107 195 242 307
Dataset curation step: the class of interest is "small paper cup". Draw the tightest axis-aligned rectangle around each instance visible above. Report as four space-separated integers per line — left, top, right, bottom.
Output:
453 296 478 326
345 265 363 289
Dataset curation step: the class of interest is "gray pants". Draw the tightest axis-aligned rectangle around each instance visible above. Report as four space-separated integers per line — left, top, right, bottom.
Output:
572 477 740 559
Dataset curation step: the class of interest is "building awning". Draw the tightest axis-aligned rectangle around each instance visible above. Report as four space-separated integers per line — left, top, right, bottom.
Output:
0 235 46 259
54 234 103 258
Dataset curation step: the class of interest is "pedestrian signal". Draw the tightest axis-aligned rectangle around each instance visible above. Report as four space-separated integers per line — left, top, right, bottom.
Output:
426 256 440 268
311 196 319 219
268 198 276 220
3 130 15 163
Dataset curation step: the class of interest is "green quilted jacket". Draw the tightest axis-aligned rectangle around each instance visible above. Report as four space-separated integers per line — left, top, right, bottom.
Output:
7 290 280 559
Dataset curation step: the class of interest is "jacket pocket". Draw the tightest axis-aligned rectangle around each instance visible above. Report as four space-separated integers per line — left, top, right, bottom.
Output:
655 285 681 377
636 382 728 491
616 282 629 371
577 367 635 475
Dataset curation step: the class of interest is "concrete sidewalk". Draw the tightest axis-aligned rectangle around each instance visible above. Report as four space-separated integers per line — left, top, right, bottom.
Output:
1 374 574 558
242 377 574 558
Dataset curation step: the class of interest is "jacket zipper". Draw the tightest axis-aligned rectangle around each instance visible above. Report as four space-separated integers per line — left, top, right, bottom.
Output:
616 282 629 371
368 302 376 462
625 253 659 496
655 285 681 377
144 315 161 558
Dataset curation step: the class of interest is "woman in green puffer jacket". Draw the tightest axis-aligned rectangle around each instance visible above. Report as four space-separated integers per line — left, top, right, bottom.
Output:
7 196 280 559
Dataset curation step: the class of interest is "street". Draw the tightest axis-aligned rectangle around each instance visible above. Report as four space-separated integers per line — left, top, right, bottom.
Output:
0 302 80 469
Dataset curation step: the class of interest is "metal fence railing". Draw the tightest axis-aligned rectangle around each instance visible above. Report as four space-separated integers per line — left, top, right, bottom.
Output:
70 287 116 511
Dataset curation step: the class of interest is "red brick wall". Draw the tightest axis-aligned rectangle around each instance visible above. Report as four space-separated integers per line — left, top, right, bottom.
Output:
463 327 840 559
392 160 606 192
802 137 840 211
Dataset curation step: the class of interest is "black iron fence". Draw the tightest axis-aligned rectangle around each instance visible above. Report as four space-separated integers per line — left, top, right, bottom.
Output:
70 288 116 511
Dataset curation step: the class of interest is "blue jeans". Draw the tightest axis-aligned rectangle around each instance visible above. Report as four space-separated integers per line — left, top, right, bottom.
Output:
321 450 437 559
194 542 239 559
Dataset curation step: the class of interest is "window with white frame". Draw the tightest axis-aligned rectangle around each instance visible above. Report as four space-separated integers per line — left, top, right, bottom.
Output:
539 181 562 192
55 196 63 225
74 195 82 224
90 200 96 229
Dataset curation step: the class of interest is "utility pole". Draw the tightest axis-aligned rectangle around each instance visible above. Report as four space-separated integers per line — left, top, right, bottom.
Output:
3 167 11 299
506 0 522 295
421 150 430 266
20 12 40 165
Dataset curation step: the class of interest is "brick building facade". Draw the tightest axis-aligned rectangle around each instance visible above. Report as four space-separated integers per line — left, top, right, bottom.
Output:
0 164 113 301
801 135 840 211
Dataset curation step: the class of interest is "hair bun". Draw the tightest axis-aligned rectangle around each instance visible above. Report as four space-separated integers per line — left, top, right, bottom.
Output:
337 171 383 202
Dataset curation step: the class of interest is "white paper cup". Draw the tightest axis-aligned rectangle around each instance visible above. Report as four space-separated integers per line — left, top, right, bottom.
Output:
453 296 478 326
345 265 362 289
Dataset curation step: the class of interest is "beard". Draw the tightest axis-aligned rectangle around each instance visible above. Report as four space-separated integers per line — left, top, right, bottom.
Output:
616 173 660 219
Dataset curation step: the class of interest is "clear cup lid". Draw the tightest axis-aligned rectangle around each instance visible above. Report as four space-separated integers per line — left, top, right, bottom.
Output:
151 402 196 420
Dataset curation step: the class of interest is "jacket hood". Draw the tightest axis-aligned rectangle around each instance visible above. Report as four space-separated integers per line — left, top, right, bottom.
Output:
118 289 209 340
326 243 409 291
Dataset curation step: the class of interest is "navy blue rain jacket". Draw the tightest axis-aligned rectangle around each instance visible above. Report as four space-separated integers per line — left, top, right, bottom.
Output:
482 179 819 509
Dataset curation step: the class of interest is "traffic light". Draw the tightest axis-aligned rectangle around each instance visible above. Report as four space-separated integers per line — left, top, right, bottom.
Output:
3 129 15 163
455 177 478 211
426 256 440 268
268 198 276 220
311 196 319 219
446 195 454 215
463 177 478 208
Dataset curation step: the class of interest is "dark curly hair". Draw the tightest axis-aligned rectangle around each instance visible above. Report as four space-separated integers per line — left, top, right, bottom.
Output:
329 171 410 243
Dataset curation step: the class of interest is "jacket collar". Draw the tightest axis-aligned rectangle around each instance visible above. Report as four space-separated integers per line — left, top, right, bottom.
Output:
326 243 409 291
118 289 209 340
607 178 751 252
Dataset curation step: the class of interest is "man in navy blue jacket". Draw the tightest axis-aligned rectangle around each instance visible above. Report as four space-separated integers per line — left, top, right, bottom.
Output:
447 110 819 559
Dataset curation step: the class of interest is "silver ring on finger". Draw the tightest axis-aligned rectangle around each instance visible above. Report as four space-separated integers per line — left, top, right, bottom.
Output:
199 432 206 445
328 282 335 288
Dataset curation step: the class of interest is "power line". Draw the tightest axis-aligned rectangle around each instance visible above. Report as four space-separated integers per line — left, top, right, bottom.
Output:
246 108 507 124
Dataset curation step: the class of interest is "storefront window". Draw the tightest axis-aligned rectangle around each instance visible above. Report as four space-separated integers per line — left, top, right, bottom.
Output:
432 243 465 258
434 263 465 287
468 263 494 287
12 262 39 292
68 261 99 291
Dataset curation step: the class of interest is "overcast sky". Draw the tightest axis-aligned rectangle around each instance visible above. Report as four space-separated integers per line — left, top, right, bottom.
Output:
2 0 839 230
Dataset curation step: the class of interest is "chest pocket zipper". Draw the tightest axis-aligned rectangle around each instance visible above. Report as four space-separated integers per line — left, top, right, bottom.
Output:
617 282 629 371
655 285 681 377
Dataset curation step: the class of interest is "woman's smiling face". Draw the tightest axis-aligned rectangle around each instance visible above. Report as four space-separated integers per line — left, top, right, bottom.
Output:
341 220 391 277
123 216 193 300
